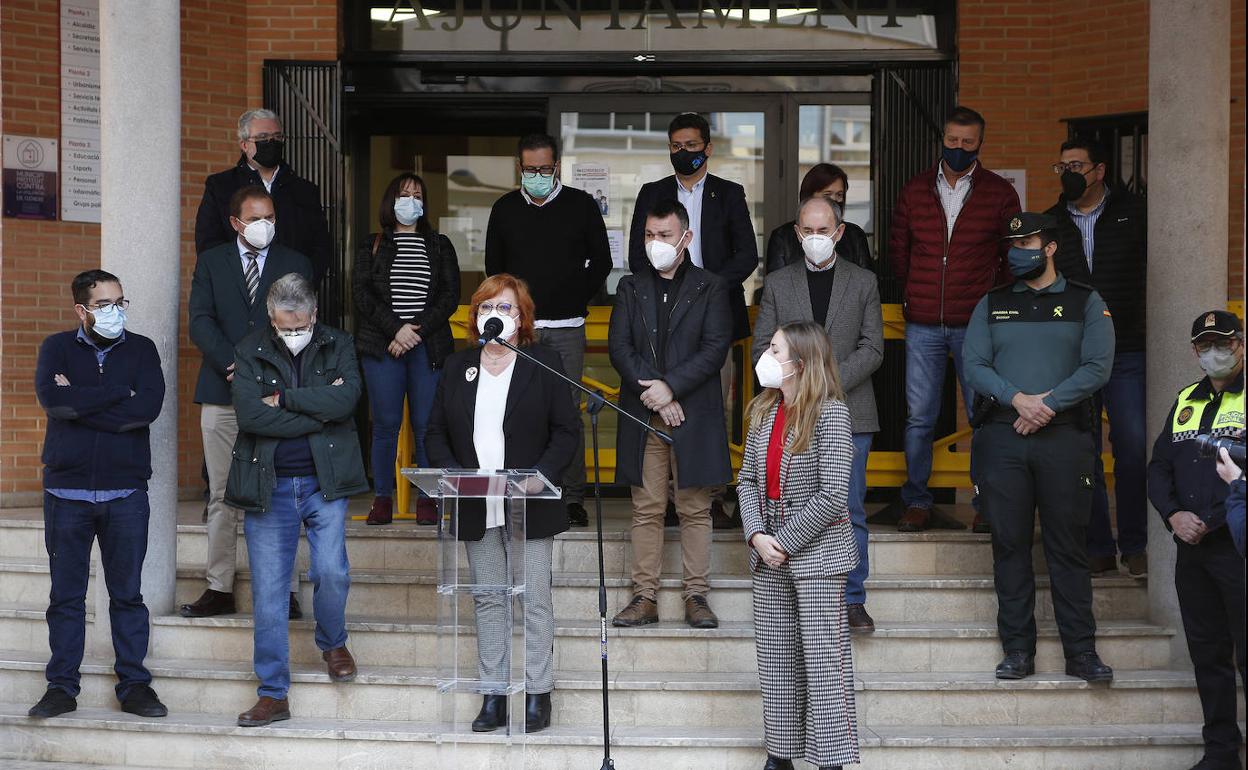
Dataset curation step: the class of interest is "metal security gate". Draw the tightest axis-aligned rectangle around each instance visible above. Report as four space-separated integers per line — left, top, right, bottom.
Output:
263 61 348 327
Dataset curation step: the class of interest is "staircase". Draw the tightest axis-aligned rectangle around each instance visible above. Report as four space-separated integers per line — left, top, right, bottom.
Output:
0 500 1238 769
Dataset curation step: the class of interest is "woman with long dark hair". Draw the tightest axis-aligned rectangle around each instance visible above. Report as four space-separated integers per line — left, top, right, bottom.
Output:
352 173 461 525
738 320 861 770
765 163 872 274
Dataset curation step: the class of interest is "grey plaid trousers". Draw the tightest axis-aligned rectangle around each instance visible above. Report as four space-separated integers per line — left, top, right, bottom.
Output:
464 529 557 694
753 512 861 766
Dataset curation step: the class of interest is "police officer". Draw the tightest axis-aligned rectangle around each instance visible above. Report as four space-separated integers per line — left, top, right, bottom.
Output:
1146 310 1245 770
962 212 1115 683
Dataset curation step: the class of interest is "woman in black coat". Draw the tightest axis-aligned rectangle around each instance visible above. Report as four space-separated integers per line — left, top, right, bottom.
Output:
765 163 872 274
424 273 580 735
352 172 461 525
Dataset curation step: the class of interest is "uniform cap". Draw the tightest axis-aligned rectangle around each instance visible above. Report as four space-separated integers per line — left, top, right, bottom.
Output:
1190 310 1243 341
1002 212 1059 240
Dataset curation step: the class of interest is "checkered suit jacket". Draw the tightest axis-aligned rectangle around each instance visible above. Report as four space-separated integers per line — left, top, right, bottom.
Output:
737 399 858 578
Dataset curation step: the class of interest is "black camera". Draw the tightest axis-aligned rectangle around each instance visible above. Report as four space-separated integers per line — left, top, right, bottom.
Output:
1195 433 1246 464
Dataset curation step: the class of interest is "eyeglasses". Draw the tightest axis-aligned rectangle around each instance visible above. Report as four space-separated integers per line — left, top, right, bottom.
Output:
82 299 130 312
477 302 517 316
669 141 706 153
520 166 557 178
1051 161 1099 174
276 326 313 337
248 132 285 143
821 192 846 204
1194 338 1240 354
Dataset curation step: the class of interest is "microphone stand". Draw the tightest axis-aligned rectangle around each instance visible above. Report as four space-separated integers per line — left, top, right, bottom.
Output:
484 333 671 770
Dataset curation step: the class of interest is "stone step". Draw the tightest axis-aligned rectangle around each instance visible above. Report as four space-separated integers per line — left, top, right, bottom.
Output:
2 650 1237 729
0 703 1219 770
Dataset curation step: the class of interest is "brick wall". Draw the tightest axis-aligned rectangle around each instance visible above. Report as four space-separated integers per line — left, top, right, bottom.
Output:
0 0 337 505
959 0 1245 298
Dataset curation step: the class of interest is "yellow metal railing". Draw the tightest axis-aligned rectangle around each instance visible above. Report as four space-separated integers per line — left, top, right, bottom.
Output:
378 299 1247 515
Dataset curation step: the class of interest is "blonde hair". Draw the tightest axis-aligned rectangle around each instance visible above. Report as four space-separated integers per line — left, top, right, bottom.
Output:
746 321 845 455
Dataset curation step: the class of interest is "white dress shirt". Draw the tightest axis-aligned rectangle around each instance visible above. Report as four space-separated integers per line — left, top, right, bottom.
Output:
520 178 563 207
676 174 707 268
936 162 976 240
473 358 516 530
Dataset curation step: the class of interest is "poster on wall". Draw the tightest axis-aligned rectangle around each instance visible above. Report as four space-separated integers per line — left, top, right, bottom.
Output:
3 136 58 220
997 169 1027 209
572 163 611 217
60 0 101 223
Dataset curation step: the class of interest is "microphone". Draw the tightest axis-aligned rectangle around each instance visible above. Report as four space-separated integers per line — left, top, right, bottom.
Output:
478 316 504 345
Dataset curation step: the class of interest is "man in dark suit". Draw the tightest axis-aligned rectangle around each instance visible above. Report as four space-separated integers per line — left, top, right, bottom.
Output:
628 112 759 528
182 185 314 619
194 109 331 284
611 199 733 630
752 195 884 634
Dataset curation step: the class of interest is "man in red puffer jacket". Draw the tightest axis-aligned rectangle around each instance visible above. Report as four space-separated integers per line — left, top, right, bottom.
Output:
889 106 1021 533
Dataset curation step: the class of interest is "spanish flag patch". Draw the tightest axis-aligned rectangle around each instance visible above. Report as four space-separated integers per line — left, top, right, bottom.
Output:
1103 309 1112 317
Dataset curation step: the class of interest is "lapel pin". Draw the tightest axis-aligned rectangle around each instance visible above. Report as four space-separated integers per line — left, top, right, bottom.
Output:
466 367 478 382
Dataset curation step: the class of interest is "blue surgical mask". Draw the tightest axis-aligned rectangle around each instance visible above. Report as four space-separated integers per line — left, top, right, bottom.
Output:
942 146 978 173
90 304 126 340
1007 245 1047 279
393 196 423 226
521 173 556 200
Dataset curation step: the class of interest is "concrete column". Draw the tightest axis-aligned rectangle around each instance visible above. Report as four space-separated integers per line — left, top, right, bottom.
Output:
98 1 181 629
1146 0 1230 666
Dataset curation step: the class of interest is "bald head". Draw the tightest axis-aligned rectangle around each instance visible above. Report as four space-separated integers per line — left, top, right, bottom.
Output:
796 195 843 237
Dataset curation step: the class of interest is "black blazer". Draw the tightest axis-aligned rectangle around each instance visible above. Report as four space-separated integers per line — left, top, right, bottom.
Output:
628 173 759 340
351 229 461 368
764 219 873 275
194 156 332 283
424 344 580 541
189 241 314 406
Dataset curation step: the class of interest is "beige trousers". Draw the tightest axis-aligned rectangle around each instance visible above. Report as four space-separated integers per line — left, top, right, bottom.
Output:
630 417 713 600
201 404 297 593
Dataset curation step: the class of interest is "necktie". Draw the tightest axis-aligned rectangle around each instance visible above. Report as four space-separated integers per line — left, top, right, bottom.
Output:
244 251 259 306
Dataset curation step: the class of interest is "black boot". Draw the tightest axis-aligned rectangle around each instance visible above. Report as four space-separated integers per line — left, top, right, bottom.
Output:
525 692 552 732
762 758 794 770
471 694 507 732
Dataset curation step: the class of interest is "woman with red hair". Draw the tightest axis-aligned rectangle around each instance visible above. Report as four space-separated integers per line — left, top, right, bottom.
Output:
425 273 580 734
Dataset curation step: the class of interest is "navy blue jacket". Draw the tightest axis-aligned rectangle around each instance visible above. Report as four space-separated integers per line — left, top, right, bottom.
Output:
189 241 313 406
35 329 165 491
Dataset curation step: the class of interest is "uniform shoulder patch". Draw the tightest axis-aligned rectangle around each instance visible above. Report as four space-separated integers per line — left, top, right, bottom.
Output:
1177 406 1195 425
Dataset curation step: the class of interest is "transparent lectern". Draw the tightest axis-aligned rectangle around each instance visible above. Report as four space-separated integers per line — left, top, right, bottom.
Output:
401 468 561 769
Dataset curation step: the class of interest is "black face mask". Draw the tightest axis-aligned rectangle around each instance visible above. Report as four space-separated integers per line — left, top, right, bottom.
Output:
670 148 707 177
1061 169 1089 200
251 139 285 169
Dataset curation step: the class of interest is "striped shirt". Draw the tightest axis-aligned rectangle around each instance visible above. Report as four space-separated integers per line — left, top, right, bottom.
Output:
390 232 432 320
936 162 976 240
1067 188 1109 272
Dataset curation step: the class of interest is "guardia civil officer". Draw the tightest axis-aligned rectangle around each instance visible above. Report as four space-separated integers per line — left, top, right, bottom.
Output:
962 212 1115 683
1146 310 1244 770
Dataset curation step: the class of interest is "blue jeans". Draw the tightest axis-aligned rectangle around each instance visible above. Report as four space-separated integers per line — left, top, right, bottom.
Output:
42 491 152 700
244 476 350 699
1087 351 1148 558
362 344 441 497
846 433 874 605
902 322 977 510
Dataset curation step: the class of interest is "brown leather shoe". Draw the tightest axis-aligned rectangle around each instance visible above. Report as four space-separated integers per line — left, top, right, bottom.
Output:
179 588 235 618
366 496 393 526
846 603 876 634
1088 555 1119 576
684 595 719 629
323 646 357 682
1121 552 1147 578
415 496 438 526
237 696 291 727
611 595 658 627
710 500 739 530
897 506 931 532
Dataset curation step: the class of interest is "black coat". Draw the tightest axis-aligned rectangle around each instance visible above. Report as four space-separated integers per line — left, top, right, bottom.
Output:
194 156 332 283
628 173 759 341
424 344 580 541
189 242 314 406
351 229 461 368
764 219 872 275
609 265 733 489
1045 187 1147 353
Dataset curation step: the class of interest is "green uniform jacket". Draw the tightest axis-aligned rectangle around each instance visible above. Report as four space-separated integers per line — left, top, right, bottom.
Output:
225 324 369 513
962 273 1115 411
